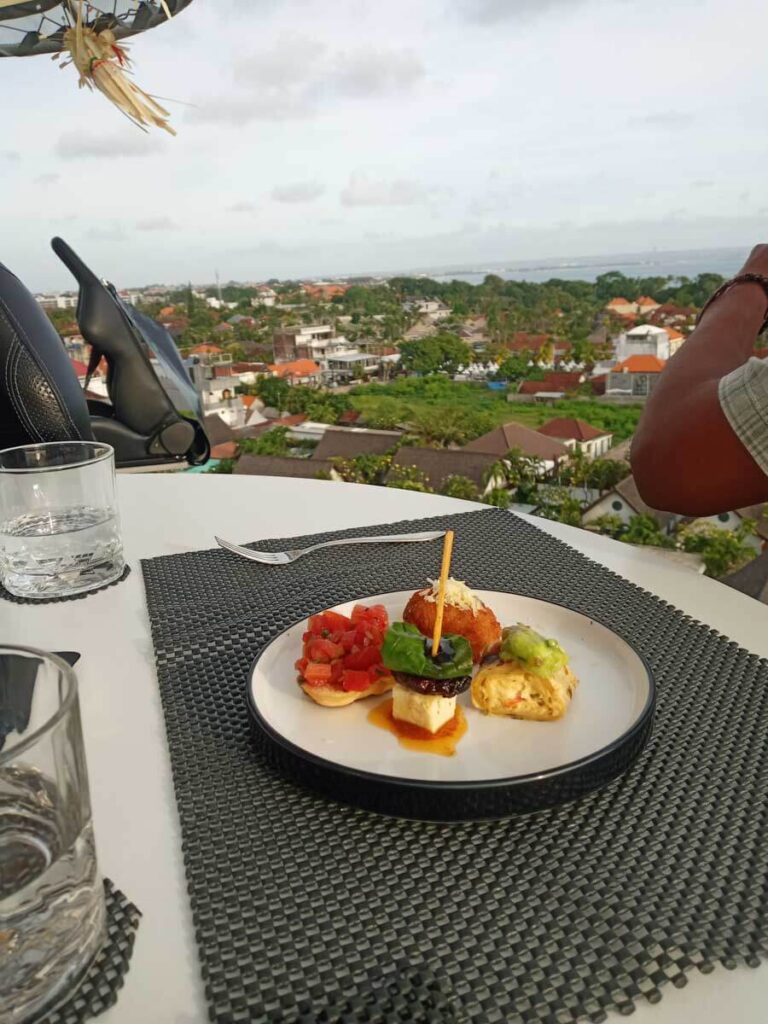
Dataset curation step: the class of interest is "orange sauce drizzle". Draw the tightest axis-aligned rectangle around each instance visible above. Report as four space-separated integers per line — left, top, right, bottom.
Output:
367 698 467 757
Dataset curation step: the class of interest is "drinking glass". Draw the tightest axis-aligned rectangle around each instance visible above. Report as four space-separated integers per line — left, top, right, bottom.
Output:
0 647 106 1023
0 442 124 599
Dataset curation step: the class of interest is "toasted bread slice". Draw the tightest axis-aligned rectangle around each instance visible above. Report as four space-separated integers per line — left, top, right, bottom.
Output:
301 675 394 707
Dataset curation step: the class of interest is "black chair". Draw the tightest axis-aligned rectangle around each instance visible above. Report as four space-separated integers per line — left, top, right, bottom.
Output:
0 258 93 451
0 240 210 469
52 238 209 469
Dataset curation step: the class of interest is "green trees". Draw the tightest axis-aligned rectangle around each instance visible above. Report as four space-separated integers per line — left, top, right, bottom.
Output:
494 353 540 385
385 465 433 492
440 475 481 501
585 458 631 492
483 488 511 509
398 334 472 375
239 427 292 457
252 378 352 424
586 513 672 547
485 449 542 504
328 454 393 485
559 455 630 494
254 376 290 412
622 515 675 548
679 521 756 577
534 488 583 526
408 407 495 447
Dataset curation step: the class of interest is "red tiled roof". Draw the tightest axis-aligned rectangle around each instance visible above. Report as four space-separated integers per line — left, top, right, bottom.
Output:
505 333 551 353
614 355 666 373
518 372 583 395
241 395 257 409
268 359 321 378
664 327 685 341
464 422 569 461
189 344 223 355
231 362 268 373
302 283 348 300
636 296 659 306
275 414 307 427
606 297 631 307
338 409 361 424
538 417 611 442
211 442 238 460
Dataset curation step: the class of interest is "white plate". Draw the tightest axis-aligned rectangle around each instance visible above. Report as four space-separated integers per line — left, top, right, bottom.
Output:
247 591 654 796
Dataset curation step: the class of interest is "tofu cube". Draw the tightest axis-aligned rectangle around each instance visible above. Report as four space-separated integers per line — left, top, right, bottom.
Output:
392 683 456 734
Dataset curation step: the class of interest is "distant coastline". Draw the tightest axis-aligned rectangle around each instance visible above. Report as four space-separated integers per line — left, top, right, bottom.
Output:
401 247 746 286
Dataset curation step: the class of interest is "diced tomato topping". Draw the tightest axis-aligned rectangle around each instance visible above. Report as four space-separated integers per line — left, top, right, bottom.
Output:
343 645 382 671
321 610 353 631
303 662 332 685
342 669 372 692
301 604 390 692
339 630 358 652
307 638 344 663
363 604 388 631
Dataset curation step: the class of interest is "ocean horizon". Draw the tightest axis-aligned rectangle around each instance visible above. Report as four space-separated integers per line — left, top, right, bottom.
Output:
412 247 747 286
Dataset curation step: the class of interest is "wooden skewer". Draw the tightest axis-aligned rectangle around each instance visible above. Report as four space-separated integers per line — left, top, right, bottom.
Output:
431 530 455 657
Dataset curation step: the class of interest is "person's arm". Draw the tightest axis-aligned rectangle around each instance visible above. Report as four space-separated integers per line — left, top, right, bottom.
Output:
631 246 768 515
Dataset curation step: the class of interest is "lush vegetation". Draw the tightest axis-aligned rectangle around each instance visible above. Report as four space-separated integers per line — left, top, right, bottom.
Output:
238 427 317 458
678 520 757 577
250 378 351 424
348 377 642 441
398 334 473 375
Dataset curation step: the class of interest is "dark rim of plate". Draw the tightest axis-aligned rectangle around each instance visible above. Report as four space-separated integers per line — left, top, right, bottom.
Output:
245 590 656 794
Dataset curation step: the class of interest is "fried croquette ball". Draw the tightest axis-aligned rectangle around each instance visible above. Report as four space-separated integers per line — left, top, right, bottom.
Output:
403 582 501 662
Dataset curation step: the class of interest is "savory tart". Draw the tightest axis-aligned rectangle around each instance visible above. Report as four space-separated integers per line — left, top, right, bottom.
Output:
471 624 578 720
296 604 395 707
381 622 473 733
402 578 501 662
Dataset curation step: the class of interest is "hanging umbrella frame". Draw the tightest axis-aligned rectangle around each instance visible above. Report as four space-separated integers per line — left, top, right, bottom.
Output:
0 1 193 57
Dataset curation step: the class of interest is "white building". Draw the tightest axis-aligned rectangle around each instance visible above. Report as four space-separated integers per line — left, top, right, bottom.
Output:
252 287 277 308
36 293 78 311
402 298 451 321
206 297 238 311
689 508 768 555
582 475 680 535
615 323 687 363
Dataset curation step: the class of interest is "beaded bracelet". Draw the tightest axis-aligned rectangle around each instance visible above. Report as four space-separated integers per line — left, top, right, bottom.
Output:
696 272 768 334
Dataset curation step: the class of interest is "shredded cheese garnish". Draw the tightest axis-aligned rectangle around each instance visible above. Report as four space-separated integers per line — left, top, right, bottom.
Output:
421 577 481 614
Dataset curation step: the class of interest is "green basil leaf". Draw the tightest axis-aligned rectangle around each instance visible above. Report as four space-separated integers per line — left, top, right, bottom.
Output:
381 622 474 679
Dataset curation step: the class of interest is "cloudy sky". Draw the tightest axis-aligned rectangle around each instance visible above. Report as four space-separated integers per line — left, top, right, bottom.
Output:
1 0 767 289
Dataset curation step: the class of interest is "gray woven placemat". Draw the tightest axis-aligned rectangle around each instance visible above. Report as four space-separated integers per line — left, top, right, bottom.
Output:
42 879 141 1024
141 507 768 1023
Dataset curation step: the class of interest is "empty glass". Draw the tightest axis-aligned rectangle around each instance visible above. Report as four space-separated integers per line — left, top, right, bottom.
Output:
0 442 124 599
0 647 106 1023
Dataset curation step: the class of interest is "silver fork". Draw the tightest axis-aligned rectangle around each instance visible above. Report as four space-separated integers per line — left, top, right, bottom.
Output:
215 530 446 566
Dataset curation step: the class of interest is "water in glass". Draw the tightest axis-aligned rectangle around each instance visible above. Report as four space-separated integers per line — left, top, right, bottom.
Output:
0 647 106 1022
1 505 123 599
0 443 124 599
0 766 105 1024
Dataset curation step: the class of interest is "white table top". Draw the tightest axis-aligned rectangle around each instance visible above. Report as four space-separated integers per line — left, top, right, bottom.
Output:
6 474 768 1024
